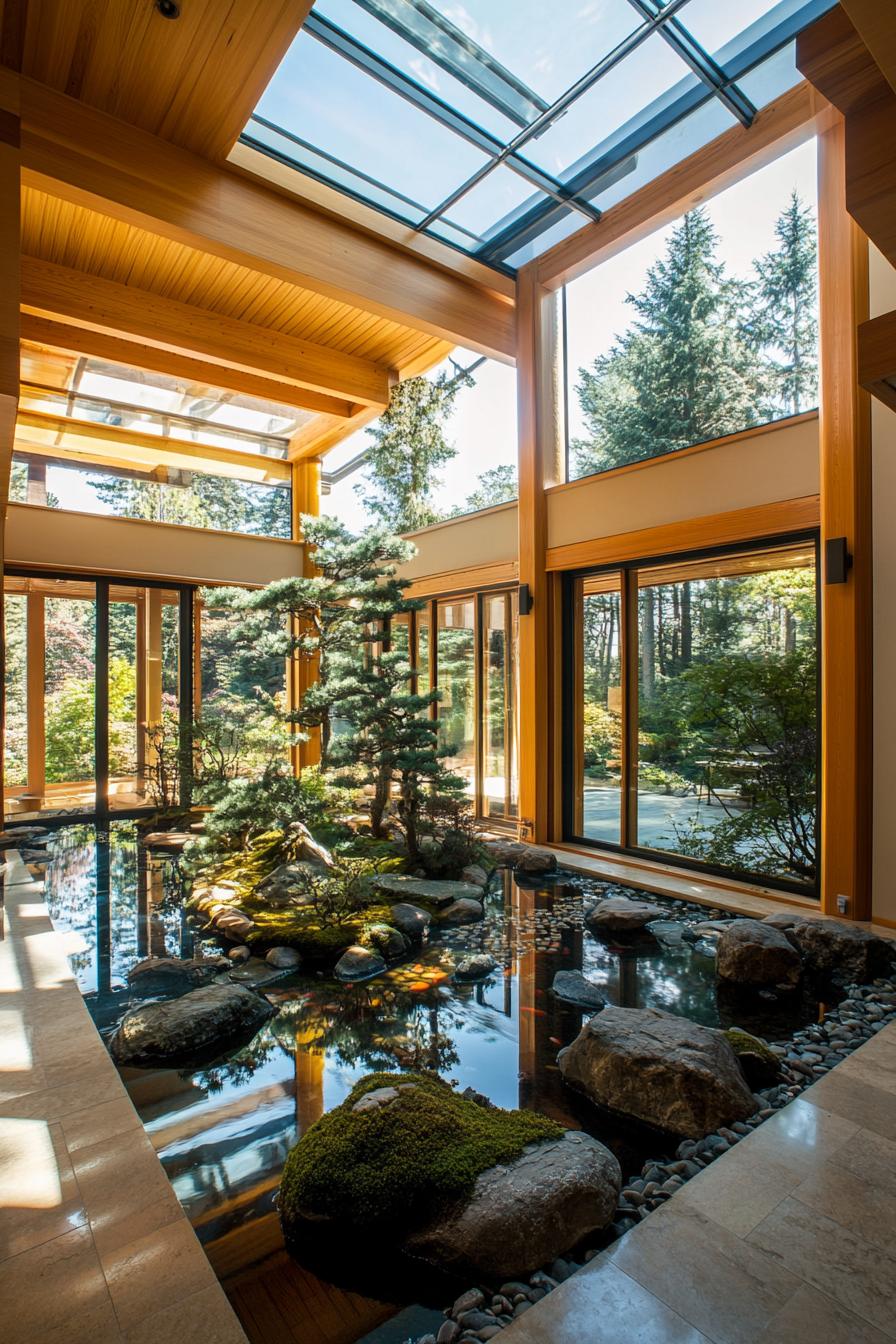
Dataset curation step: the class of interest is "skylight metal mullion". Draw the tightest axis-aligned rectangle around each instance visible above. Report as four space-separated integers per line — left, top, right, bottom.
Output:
302 14 602 227
624 0 756 126
415 0 697 233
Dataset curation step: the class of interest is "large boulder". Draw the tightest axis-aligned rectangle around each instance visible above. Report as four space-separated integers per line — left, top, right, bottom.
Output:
552 970 606 1013
373 874 483 909
439 898 484 925
128 955 230 996
364 923 410 962
558 1005 756 1139
405 1131 620 1280
389 902 432 943
763 913 894 986
716 919 801 988
454 953 498 982
514 847 557 875
585 897 665 935
334 945 386 982
108 983 272 1067
482 838 527 867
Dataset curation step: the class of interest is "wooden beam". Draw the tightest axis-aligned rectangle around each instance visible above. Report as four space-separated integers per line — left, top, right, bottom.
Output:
537 81 834 291
15 407 292 483
290 458 321 773
516 266 562 843
858 307 896 412
817 117 873 921
21 258 391 408
20 314 356 419
797 5 891 116
18 78 516 361
841 0 896 99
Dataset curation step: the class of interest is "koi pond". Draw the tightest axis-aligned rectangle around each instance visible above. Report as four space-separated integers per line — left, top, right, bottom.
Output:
44 822 825 1344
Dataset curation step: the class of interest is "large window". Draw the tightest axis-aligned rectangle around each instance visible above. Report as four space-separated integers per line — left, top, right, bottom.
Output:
563 140 819 480
565 537 819 891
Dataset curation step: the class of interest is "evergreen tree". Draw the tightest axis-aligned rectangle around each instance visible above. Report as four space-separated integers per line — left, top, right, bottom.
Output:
454 463 517 515
357 367 472 532
573 208 765 476
748 191 818 416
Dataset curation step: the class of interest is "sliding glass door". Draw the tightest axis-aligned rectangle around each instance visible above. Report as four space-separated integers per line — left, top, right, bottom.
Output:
565 537 819 892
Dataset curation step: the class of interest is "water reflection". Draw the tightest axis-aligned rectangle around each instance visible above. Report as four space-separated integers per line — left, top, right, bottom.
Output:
46 823 820 1341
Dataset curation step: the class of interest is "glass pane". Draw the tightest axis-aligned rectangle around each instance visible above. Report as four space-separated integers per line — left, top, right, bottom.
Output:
482 591 518 820
44 586 96 808
576 573 623 843
636 542 818 887
436 598 476 796
137 590 184 810
3 591 28 795
108 591 140 811
417 606 431 688
675 0 807 62
256 30 490 215
439 163 545 241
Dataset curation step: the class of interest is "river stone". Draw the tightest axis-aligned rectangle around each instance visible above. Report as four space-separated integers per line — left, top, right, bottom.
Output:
585 897 665 934
461 864 489 888
514 847 557 875
439 898 484 925
228 946 251 963
552 970 605 1012
141 830 193 852
482 838 527 866
454 953 498 982
108 982 272 1067
334 945 387 981
364 923 411 961
389 902 432 942
214 908 256 941
763 913 894 985
716 920 802 988
265 946 302 969
558 1005 756 1139
128 955 230 995
404 1130 620 1280
373 874 483 909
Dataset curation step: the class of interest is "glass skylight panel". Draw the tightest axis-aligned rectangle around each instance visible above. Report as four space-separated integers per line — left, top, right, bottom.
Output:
670 0 805 61
523 33 695 180
255 28 490 216
439 162 545 237
736 41 804 107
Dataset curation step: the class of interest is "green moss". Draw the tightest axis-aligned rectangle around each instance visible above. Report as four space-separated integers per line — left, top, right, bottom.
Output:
242 900 395 962
279 1071 564 1234
724 1028 781 1085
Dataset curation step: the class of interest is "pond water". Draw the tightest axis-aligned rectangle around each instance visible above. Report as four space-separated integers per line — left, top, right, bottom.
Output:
44 822 824 1344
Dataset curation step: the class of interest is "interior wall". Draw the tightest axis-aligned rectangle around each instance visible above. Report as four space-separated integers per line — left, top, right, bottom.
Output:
399 500 518 584
870 243 896 925
546 416 820 551
3 504 303 587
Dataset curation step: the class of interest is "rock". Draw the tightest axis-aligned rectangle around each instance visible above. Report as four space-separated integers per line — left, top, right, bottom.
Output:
585 897 665 934
334 945 386 981
288 820 335 870
352 1085 405 1114
128 955 229 995
363 923 410 961
141 830 193 852
558 1005 756 1139
724 1028 781 1088
482 839 527 866
716 920 802 988
452 1289 485 1317
213 908 256 942
514 847 557 875
454 953 498 982
265 947 302 969
551 970 605 1012
439 898 485 925
228 946 251 963
389 902 432 942
438 1323 461 1344
764 914 895 986
405 1130 621 1280
461 864 490 888
108 983 272 1067
373 874 483 908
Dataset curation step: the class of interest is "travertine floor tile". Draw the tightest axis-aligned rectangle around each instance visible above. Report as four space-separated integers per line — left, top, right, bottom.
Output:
609 1201 800 1344
100 1217 219 1332
60 1096 143 1153
122 1284 248 1344
792 1156 896 1254
827 1124 896 1191
801 1071 896 1141
747 1197 896 1338
0 1225 122 1344
756 1282 892 1343
673 1140 800 1237
73 1131 184 1257
0 1118 87 1260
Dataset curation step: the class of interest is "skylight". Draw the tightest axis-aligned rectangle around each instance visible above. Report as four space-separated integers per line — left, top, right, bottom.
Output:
242 0 837 272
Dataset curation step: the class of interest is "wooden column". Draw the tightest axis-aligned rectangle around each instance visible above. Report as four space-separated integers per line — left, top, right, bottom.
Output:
135 591 147 795
0 72 20 814
516 266 562 842
143 589 163 790
818 117 873 919
25 592 45 806
289 458 322 772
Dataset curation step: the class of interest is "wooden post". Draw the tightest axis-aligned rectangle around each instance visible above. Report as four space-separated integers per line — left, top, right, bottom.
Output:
0 73 20 816
289 458 322 772
817 116 873 919
135 591 147 794
516 266 563 842
25 591 45 806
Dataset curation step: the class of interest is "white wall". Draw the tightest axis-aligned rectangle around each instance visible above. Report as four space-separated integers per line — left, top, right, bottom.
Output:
870 244 896 925
4 504 303 587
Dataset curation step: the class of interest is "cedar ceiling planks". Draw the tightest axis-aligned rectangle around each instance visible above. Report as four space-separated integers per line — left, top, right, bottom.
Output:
20 187 441 374
7 0 311 160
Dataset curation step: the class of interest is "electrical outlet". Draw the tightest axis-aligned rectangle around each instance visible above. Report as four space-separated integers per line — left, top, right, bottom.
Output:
836 894 849 915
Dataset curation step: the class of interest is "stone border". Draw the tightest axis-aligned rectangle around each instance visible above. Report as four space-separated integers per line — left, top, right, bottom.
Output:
0 849 249 1344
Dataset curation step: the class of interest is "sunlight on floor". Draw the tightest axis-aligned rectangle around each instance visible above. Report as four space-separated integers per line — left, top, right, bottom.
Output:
0 1118 62 1208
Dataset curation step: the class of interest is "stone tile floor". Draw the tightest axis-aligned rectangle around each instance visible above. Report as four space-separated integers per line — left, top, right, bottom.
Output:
500 1020 896 1344
0 852 248 1343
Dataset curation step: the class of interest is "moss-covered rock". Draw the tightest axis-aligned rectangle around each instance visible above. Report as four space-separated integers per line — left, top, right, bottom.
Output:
279 1071 563 1238
723 1027 781 1087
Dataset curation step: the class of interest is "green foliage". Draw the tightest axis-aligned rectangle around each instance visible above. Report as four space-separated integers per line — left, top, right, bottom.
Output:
45 656 136 783
582 701 621 776
748 191 818 416
453 463 518 516
89 470 291 538
201 763 332 850
279 1071 563 1234
357 367 472 532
